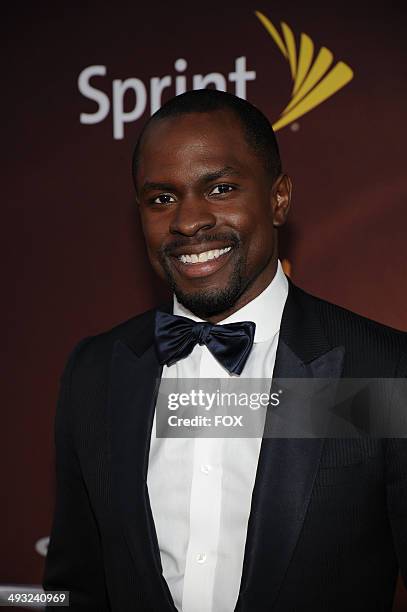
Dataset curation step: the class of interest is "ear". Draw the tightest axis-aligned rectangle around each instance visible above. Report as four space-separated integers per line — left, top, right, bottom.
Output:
271 174 292 227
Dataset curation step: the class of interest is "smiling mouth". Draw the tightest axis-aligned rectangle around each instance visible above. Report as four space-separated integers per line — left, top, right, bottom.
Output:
167 244 235 279
177 246 232 264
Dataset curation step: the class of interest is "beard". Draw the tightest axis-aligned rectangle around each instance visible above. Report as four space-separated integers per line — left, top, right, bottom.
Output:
158 233 246 318
169 254 245 318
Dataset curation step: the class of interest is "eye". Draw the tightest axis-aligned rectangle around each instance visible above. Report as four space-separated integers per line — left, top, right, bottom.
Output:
153 193 176 205
209 184 235 195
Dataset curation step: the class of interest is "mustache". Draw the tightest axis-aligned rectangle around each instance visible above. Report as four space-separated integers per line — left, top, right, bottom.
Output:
160 232 240 256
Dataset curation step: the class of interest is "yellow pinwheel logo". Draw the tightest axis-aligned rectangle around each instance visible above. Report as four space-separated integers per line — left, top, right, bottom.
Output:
255 11 354 131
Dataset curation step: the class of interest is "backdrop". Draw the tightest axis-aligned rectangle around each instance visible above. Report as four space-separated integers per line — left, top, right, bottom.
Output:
3 0 407 609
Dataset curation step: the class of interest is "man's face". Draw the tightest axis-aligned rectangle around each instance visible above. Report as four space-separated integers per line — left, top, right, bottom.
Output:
136 110 290 321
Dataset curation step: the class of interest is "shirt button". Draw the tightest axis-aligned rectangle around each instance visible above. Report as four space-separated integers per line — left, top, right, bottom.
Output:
200 464 212 475
196 553 207 564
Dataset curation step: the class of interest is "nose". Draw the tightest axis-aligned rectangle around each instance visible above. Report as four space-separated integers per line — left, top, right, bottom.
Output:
169 195 216 236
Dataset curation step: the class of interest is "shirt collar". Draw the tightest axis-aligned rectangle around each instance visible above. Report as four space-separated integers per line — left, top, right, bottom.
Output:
173 259 288 343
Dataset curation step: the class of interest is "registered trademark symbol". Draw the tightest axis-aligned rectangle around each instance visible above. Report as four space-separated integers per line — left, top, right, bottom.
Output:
290 122 300 132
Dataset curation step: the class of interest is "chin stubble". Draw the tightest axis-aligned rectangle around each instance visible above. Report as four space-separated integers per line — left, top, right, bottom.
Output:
159 239 246 318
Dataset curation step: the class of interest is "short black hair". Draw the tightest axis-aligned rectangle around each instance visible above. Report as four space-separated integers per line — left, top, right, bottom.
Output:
132 89 282 188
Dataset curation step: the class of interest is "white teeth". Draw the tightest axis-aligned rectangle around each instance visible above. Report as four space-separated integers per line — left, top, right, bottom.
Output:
178 246 232 264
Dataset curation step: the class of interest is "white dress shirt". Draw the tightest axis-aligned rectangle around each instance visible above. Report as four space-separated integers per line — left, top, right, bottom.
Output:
147 261 288 611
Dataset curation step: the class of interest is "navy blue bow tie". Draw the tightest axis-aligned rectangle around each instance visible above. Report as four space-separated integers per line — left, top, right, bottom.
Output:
154 311 256 375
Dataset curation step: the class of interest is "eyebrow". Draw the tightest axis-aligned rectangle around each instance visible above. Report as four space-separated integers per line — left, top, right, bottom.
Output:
199 166 243 183
140 181 176 194
140 166 243 194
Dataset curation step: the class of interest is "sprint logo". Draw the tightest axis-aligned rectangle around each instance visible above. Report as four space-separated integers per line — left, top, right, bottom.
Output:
78 13 354 139
255 11 354 130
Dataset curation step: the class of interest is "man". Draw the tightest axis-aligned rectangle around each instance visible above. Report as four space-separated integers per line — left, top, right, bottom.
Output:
44 90 407 611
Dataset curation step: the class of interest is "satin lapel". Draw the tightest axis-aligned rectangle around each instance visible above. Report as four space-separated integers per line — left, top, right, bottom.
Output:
235 284 345 611
108 336 176 611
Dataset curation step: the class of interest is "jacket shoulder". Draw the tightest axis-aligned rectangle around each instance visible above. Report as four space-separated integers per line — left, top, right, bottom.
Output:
294 284 407 373
65 306 164 373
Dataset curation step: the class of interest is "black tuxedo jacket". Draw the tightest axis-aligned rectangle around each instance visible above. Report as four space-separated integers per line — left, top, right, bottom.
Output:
43 282 407 611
